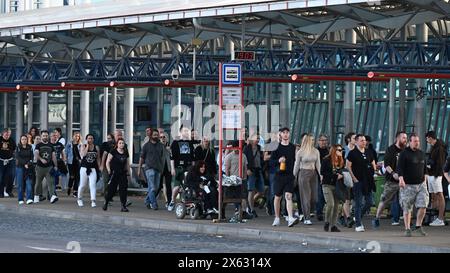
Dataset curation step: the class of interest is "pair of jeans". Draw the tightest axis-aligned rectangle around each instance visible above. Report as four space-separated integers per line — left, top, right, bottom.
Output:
145 169 160 208
16 166 33 201
352 181 373 227
0 160 14 195
265 173 276 214
390 192 400 223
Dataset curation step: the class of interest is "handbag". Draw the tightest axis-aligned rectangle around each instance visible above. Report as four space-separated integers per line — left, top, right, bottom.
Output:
342 170 354 188
335 180 347 201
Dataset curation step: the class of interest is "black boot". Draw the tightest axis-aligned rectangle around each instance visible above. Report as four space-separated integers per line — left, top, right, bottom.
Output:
330 226 341 232
102 201 108 211
324 222 330 232
121 204 129 212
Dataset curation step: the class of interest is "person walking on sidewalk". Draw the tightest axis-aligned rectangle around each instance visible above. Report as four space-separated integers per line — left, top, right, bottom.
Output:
320 145 346 232
34 130 59 204
103 138 131 212
397 133 429 237
168 125 196 211
155 132 172 208
16 135 34 205
372 131 407 228
425 131 447 227
270 127 299 227
243 134 265 218
0 128 16 198
316 134 330 222
138 129 165 210
77 134 101 208
51 131 67 192
294 133 321 225
346 134 376 232
99 133 115 198
66 131 82 197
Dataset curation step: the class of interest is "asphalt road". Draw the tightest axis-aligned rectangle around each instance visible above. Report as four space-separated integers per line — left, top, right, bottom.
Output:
0 211 352 253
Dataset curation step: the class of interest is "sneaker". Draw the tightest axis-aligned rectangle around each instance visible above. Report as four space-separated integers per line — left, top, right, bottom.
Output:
167 201 175 212
272 217 281 226
33 195 40 203
288 217 299 227
152 204 158 210
404 229 412 237
125 200 132 207
429 218 445 227
7 192 14 198
102 202 108 211
18 201 24 205
77 199 84 207
72 192 78 198
391 221 400 226
355 225 365 232
324 222 330 232
304 219 312 225
26 199 33 205
372 218 380 229
330 226 341 232
146 203 152 209
91 201 96 208
414 226 427 236
4 191 9 197
50 195 59 204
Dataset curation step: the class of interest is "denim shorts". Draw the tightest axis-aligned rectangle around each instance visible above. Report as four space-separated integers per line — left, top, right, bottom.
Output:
247 170 264 193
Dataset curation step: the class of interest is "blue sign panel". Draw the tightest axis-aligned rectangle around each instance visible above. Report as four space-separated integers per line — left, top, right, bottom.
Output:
222 63 242 85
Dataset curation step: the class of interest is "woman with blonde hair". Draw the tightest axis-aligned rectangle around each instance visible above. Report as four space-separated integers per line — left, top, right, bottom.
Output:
320 144 345 232
293 133 321 225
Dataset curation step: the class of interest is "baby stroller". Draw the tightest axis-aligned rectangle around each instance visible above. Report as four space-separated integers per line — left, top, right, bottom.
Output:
174 173 219 220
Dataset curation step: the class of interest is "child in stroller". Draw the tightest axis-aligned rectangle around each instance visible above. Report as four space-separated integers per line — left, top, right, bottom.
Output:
175 160 219 219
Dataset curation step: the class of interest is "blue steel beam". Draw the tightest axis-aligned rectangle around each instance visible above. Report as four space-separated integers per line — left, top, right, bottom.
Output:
1 41 450 86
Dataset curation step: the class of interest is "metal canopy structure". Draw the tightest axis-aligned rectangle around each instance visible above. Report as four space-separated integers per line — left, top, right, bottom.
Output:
0 0 450 86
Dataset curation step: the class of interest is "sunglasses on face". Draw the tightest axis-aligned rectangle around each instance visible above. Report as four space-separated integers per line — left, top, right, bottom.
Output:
336 149 343 152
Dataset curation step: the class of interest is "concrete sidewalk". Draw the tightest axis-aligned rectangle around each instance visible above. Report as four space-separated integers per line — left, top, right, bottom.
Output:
1 194 449 253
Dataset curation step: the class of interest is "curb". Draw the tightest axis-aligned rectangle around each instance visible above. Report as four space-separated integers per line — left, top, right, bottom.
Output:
1 204 449 253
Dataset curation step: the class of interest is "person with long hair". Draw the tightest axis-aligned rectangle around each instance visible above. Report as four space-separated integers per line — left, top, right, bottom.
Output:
320 145 345 232
184 160 218 214
103 138 131 212
77 134 101 208
293 133 321 225
16 135 34 204
194 136 217 176
65 131 81 197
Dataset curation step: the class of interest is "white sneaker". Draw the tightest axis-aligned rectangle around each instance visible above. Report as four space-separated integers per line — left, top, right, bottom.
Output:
167 201 175 211
50 195 59 204
288 217 299 227
91 201 96 208
429 218 445 227
26 199 33 205
272 217 281 226
4 191 9 197
391 221 400 226
18 201 24 205
33 195 40 203
77 199 84 207
355 225 365 232
304 219 312 225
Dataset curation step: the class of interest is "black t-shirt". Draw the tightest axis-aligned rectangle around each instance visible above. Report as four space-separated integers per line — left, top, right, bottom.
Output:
270 142 296 177
317 147 330 163
16 145 33 167
100 141 114 157
347 147 375 183
35 142 55 168
384 144 403 182
52 141 65 160
397 147 426 185
170 140 195 168
0 137 16 159
110 149 129 175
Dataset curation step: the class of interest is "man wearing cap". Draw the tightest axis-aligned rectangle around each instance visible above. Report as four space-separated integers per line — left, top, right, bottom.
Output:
270 127 299 227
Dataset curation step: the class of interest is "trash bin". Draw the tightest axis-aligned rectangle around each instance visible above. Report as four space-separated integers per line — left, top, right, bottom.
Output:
374 175 385 206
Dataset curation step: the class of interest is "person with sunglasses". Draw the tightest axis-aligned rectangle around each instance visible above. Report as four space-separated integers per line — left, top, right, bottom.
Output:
155 132 172 208
346 134 377 232
320 145 346 232
194 136 217 177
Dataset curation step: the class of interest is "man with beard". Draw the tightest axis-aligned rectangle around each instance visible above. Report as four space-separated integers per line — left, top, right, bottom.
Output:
34 130 59 204
372 131 407 228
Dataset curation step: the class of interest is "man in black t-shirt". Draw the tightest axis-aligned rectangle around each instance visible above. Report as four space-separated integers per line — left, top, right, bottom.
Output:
270 127 299 228
372 131 407 228
34 130 58 204
0 128 16 198
316 134 330 221
168 126 196 211
347 134 377 232
397 133 429 237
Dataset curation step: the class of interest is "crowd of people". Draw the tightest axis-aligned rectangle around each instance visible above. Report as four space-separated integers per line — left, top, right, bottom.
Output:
0 124 449 237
